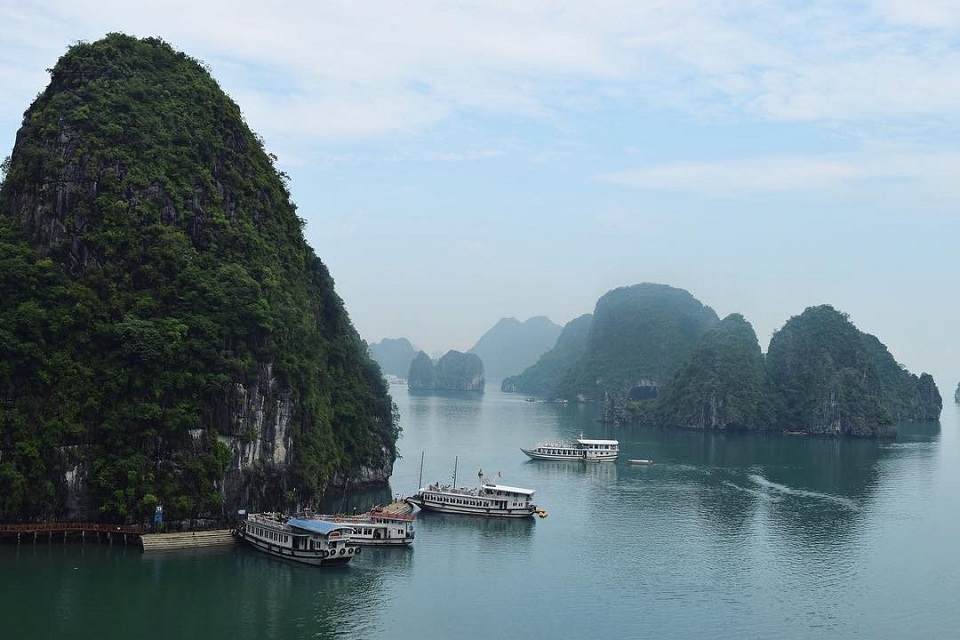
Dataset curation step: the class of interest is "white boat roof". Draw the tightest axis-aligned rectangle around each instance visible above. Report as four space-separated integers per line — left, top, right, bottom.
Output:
287 518 355 535
577 438 619 446
483 482 535 496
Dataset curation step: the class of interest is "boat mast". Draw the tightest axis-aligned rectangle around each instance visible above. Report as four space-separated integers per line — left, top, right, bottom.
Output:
417 451 424 490
452 456 458 487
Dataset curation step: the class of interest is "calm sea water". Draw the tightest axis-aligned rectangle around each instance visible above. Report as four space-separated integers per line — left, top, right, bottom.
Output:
2 385 959 639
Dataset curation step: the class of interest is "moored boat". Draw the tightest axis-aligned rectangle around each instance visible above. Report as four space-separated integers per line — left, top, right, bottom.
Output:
313 502 416 546
233 512 362 566
406 468 546 519
521 433 619 462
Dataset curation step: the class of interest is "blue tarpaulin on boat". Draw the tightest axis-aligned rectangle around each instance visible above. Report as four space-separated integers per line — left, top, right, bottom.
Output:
287 518 354 535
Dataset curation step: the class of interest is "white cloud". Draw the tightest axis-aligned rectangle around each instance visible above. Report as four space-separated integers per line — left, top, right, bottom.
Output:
872 0 960 29
595 156 859 193
594 150 960 196
4 1 960 142
424 149 505 162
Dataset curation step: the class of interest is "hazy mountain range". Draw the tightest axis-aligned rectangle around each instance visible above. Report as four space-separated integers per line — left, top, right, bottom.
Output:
368 316 562 380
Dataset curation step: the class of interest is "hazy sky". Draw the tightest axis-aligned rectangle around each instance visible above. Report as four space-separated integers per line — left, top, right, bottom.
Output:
2 1 958 389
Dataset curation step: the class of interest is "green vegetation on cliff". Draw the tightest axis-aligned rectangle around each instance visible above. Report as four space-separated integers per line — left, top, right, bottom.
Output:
859 333 942 421
503 283 938 437
645 304 938 437
766 305 893 437
0 34 397 523
555 283 719 400
408 351 485 392
407 352 437 389
655 314 772 430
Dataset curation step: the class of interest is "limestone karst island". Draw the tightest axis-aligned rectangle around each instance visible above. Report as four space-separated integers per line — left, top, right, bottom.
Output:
0 34 398 529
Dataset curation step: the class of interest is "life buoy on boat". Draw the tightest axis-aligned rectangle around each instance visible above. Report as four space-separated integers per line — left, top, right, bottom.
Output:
340 548 346 555
347 547 353 554
320 550 328 558
355 546 361 554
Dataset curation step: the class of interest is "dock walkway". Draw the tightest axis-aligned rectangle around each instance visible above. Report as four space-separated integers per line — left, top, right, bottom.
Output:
141 529 235 551
0 522 236 551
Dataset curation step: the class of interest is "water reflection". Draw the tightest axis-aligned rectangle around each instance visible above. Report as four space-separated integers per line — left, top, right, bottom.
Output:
0 541 394 640
405 389 485 400
320 486 397 515
617 422 942 545
524 459 618 484
414 511 536 546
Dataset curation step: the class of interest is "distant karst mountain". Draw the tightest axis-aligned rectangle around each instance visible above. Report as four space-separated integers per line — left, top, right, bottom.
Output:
653 304 941 437
368 337 419 378
501 314 593 396
468 316 562 379
556 283 720 402
408 351 485 392
499 283 940 438
0 34 397 523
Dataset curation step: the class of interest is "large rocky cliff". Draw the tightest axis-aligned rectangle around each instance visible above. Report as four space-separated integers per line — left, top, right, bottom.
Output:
556 283 720 401
655 313 771 431
766 306 896 437
595 294 938 437
0 34 397 524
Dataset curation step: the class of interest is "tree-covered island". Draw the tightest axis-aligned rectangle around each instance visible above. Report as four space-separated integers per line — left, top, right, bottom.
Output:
407 351 485 392
504 284 941 436
0 34 398 525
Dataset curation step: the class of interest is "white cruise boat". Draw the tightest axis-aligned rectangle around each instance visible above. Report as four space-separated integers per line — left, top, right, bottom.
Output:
233 512 362 566
520 434 619 462
406 469 546 519
313 503 416 546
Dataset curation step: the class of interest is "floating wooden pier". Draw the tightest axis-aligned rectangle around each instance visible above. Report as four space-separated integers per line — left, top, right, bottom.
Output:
0 522 237 551
0 522 142 546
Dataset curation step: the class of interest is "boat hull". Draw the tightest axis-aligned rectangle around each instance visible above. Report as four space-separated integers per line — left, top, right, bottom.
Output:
520 447 583 461
234 530 359 566
520 447 617 462
354 538 413 546
406 495 535 518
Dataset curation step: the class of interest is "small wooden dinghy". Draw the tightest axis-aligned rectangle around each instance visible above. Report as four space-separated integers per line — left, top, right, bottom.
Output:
628 459 653 465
